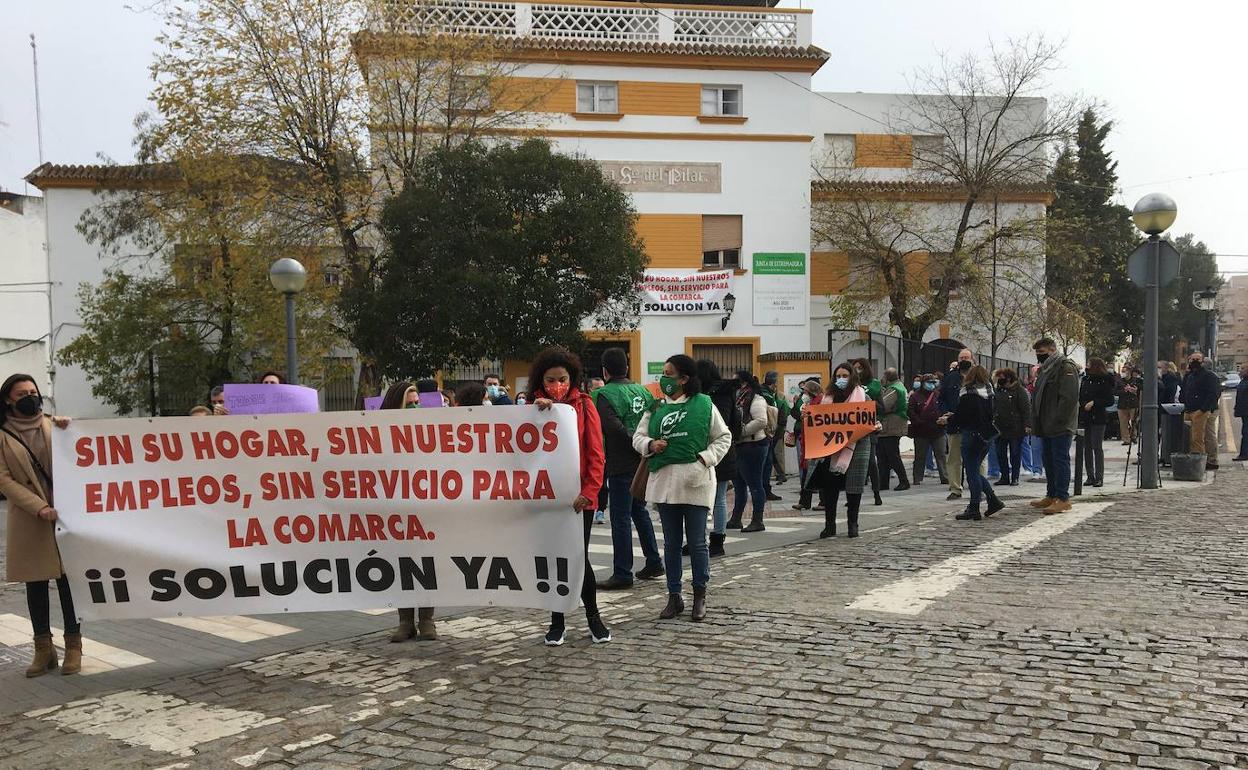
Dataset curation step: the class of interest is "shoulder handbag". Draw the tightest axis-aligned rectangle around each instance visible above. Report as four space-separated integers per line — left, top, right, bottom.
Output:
629 458 649 502
0 424 54 492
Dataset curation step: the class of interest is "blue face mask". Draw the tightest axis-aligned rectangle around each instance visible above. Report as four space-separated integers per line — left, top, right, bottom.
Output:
923 382 937 391
835 377 850 390
912 380 922 390
486 385 500 399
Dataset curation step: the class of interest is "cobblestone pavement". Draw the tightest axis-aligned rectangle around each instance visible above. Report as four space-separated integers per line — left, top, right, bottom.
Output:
1 463 1245 769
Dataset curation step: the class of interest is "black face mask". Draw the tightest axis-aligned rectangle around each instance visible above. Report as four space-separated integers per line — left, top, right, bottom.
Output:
1036 353 1050 364
1188 361 1201 371
957 360 972 372
997 380 1008 389
13 394 41 417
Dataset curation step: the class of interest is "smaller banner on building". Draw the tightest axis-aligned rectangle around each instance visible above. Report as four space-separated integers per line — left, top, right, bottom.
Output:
752 252 807 326
640 269 733 315
51 406 586 620
802 401 878 460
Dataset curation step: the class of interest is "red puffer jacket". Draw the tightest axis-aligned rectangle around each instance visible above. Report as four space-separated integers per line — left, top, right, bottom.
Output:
533 386 604 504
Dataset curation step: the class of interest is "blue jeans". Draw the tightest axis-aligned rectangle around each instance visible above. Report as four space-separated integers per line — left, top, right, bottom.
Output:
1041 434 1073 501
986 437 1000 478
732 440 768 516
960 431 993 507
996 436 1024 483
926 445 937 472
711 480 729 535
606 474 661 582
1022 435 1042 473
657 503 710 595
762 439 775 493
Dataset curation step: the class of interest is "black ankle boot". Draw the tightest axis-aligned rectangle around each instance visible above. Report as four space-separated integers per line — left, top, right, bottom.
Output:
955 504 982 521
819 509 836 538
659 593 684 620
985 495 1005 517
742 512 765 533
847 497 860 538
725 512 744 529
709 532 726 557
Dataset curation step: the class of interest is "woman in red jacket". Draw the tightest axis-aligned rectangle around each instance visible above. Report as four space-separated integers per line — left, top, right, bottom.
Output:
530 347 609 646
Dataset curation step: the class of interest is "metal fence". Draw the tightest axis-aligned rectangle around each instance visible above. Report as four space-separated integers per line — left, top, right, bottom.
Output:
826 329 1034 383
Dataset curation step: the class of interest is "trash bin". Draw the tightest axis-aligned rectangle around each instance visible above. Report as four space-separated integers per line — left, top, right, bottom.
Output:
1171 452 1207 481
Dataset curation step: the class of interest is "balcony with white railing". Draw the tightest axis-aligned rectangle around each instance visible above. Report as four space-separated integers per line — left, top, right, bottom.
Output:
368 1 814 50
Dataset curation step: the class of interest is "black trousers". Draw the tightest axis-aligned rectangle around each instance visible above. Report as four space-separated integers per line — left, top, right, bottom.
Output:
822 472 861 527
877 436 909 487
27 575 80 636
551 510 599 626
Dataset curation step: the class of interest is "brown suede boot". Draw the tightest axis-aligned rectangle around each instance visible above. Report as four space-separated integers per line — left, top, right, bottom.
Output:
61 633 82 676
416 607 437 641
389 608 416 642
26 634 57 678
1028 497 1054 509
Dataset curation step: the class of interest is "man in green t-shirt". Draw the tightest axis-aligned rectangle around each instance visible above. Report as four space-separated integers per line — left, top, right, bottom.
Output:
761 371 790 496
593 348 664 590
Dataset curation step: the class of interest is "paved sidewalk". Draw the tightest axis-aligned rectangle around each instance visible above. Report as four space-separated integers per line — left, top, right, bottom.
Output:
1 464 1244 768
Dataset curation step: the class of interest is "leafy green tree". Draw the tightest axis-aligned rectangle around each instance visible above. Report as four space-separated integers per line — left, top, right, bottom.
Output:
345 139 645 378
1045 109 1140 358
1159 234 1222 359
59 145 343 415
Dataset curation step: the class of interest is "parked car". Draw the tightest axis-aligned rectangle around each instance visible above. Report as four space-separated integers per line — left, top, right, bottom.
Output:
1223 371 1242 391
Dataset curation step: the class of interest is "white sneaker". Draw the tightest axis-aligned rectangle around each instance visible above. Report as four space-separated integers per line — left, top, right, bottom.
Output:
544 626 565 646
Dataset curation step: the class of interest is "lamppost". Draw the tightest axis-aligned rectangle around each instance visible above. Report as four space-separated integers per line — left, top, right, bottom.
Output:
720 292 736 330
269 258 308 385
1131 193 1178 490
1193 286 1218 359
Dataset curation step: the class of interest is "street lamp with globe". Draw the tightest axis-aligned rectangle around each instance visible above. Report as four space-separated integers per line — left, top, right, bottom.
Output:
1192 286 1218 359
1131 193 1177 489
269 258 308 385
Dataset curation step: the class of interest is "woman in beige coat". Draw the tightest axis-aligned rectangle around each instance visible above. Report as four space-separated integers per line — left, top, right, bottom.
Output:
0 374 79 677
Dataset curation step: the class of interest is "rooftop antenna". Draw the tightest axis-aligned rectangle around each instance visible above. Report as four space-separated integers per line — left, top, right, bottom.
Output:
31 34 45 167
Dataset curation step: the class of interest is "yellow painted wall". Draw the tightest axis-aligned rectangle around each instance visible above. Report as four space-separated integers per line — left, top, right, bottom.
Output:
495 77 576 113
810 250 849 295
635 214 703 268
854 134 913 168
618 81 701 116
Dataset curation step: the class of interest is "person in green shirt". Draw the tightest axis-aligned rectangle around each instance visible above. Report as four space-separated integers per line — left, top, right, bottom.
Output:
852 359 885 506
761 371 789 496
632 355 732 622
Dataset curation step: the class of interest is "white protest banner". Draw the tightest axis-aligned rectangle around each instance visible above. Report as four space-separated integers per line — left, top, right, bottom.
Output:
640 269 732 315
51 405 586 621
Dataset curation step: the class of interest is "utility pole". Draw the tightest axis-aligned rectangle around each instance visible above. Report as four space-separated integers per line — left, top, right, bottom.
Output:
31 34 45 166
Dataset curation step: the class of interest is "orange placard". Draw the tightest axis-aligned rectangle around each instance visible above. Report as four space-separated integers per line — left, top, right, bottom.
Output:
802 401 877 460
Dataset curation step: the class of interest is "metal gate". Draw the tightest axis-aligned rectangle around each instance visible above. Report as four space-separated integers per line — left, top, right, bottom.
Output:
691 343 754 377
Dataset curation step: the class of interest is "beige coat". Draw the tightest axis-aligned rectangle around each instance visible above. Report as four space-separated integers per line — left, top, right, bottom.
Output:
0 417 62 582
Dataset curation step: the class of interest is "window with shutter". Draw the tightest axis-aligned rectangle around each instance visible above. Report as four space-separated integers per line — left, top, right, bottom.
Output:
702 214 742 269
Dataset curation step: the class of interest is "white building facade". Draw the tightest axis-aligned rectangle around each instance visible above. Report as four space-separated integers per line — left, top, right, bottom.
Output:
0 193 52 394
29 0 1058 415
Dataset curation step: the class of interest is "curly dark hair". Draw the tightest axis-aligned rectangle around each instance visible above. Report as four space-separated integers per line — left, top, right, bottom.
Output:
528 347 584 398
456 382 487 407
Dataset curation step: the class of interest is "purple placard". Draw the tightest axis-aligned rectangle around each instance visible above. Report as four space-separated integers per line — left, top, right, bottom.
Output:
418 392 444 408
223 383 320 415
363 396 384 411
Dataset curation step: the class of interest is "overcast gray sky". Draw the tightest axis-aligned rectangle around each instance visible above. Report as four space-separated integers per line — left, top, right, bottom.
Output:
2 1 1245 270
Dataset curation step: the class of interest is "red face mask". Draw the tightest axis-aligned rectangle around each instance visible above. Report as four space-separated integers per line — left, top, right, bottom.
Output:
544 381 571 402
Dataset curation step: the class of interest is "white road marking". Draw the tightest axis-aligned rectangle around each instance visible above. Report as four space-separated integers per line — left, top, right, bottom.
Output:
155 615 298 642
282 733 336 751
848 502 1112 615
232 748 269 767
0 613 153 673
29 689 281 757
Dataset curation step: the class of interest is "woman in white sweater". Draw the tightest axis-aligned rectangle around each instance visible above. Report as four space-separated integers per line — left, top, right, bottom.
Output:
633 354 732 622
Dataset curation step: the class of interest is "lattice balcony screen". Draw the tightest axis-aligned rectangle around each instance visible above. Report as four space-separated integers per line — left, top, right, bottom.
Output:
376 0 518 35
673 9 799 48
530 4 660 42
